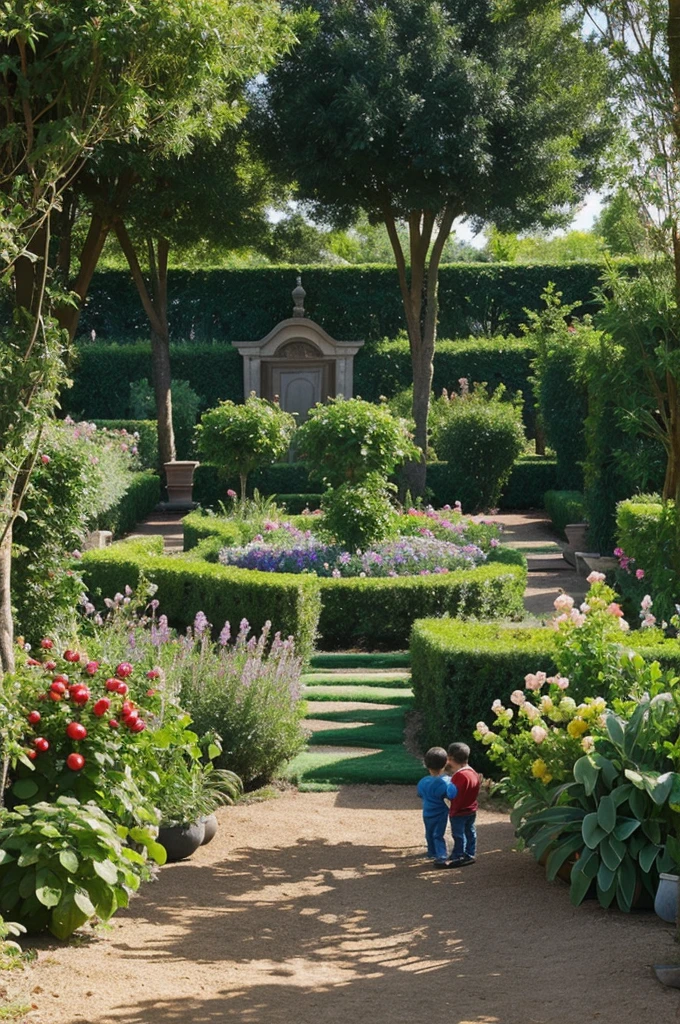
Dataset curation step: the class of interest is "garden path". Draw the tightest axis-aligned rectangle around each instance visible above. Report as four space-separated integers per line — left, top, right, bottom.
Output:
11 788 679 1024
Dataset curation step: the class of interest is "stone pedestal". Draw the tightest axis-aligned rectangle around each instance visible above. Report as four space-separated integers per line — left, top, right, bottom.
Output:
164 460 199 510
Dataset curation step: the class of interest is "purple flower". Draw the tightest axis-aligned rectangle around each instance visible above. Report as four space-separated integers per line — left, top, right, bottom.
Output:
219 621 232 645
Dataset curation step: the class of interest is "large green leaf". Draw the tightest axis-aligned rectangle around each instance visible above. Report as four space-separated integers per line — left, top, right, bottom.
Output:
612 818 640 841
628 786 649 821
592 754 619 790
599 835 624 871
0 850 15 866
545 834 584 881
665 835 680 869
573 756 600 797
642 819 661 845
50 894 89 941
92 859 118 885
596 879 618 908
73 889 95 917
605 714 625 747
18 869 36 899
597 860 616 893
649 772 675 806
596 795 616 834
58 849 79 874
569 849 598 906
616 854 637 913
35 868 62 908
638 843 661 874
611 783 634 808
582 813 607 850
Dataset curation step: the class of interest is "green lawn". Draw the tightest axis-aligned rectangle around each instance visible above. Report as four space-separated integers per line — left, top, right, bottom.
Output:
303 686 413 704
309 652 410 669
301 671 412 688
284 745 425 786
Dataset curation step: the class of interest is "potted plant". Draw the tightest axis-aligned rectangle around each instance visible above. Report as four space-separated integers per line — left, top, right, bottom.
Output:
156 764 241 862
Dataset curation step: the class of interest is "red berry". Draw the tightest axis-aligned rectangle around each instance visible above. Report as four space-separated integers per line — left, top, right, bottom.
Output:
146 669 160 680
116 682 128 696
124 710 139 725
116 662 133 678
27 750 37 761
66 753 85 771
49 692 62 702
40 638 53 650
34 737 49 752
27 711 41 725
26 658 41 667
52 674 69 685
71 687 90 706
66 722 87 741
130 719 146 733
92 698 111 717
108 719 120 729
50 680 67 695
105 678 122 692
146 689 156 697
44 660 56 671
84 661 99 676
63 650 81 663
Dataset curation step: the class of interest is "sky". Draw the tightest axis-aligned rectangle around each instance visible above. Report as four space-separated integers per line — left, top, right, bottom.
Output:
454 191 604 248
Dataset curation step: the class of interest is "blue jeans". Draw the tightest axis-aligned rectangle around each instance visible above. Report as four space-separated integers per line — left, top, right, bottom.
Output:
450 813 477 859
423 810 449 861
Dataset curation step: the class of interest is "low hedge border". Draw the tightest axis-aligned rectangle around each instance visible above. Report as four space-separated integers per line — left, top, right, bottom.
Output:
543 489 586 538
316 563 526 649
410 619 680 774
80 536 321 662
98 471 161 538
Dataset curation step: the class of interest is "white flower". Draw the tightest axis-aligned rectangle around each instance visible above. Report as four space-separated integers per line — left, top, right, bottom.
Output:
531 726 548 744
619 618 630 631
522 703 540 722
587 571 606 584
476 721 490 735
491 699 503 712
554 594 575 612
581 736 595 753
641 594 653 611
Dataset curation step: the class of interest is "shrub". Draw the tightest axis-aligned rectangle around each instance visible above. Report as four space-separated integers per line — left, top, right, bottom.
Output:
498 456 559 510
434 384 525 513
296 397 418 487
410 613 680 773
0 799 155 938
543 490 586 537
317 562 526 649
93 420 158 469
97 471 161 537
195 396 296 501
275 493 323 514
615 499 680 622
80 538 321 662
320 474 396 549
129 378 202 460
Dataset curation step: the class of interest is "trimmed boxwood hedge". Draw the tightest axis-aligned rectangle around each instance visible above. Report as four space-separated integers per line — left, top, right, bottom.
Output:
98 470 161 537
316 562 526 649
410 618 680 774
80 536 321 662
77 261 640 343
543 489 586 538
498 456 558 510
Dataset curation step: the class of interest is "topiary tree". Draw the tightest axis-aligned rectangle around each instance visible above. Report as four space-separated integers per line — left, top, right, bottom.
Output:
296 398 419 488
195 396 296 501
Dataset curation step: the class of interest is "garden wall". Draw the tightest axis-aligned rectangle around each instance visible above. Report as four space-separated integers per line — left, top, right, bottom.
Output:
76 261 640 343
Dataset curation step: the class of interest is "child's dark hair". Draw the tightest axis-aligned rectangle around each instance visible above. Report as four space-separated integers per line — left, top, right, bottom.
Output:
424 747 448 771
447 742 470 764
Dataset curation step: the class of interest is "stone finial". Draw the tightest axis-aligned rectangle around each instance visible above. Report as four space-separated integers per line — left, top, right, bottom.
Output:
292 275 306 317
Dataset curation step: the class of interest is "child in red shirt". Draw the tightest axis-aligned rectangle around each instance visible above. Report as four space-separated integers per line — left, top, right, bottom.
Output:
445 742 481 867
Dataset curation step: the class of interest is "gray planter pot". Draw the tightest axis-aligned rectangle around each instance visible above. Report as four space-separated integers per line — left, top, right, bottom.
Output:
200 813 218 846
158 820 205 862
655 872 678 923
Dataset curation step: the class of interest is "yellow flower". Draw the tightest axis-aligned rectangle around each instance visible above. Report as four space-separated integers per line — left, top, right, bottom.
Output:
567 718 589 738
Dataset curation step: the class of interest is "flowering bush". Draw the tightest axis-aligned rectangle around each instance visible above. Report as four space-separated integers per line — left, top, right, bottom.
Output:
474 578 680 911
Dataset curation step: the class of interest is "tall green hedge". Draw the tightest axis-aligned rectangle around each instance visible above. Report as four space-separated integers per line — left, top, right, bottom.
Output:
97 470 161 537
543 490 586 537
410 618 680 775
80 536 321 662
77 261 640 343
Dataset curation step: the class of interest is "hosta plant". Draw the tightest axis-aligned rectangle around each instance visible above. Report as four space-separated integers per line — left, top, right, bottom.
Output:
0 797 165 939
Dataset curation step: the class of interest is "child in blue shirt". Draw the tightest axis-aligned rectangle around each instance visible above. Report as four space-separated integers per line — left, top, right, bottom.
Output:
416 747 458 866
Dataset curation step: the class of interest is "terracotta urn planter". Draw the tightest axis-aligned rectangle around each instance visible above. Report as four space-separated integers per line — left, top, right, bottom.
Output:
564 522 589 553
164 460 199 510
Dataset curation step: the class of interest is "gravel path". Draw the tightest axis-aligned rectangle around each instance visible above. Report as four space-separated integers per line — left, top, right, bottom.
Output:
9 788 679 1024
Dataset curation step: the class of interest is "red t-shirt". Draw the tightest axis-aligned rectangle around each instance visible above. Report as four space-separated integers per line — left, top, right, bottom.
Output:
448 765 481 817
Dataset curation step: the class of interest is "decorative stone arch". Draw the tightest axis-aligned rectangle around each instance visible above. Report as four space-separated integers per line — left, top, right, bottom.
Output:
231 278 364 423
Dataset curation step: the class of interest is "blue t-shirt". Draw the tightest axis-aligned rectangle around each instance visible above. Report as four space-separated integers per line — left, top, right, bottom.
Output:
417 774 458 816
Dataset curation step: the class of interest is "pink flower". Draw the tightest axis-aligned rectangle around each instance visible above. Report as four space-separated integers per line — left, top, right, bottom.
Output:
586 571 606 584
606 602 624 618
555 676 570 690
523 703 540 721
525 671 546 691
476 721 490 736
531 726 548 744
635 569 645 580
40 454 50 465
489 538 499 548
641 594 653 611
227 489 237 499
619 618 630 631
554 594 574 612
642 613 656 628
613 547 623 558
510 689 526 706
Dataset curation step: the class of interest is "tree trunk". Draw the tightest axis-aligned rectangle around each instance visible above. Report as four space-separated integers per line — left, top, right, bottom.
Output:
55 211 111 341
114 222 176 468
382 204 455 496
240 472 247 502
0 527 14 674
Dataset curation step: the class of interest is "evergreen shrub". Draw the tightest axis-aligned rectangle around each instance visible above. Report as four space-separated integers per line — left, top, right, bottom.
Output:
543 490 586 537
93 420 158 469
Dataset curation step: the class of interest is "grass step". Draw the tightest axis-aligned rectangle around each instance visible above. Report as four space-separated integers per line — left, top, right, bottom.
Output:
284 745 424 786
309 652 410 669
306 706 406 724
306 706 406 747
301 671 411 688
303 685 413 704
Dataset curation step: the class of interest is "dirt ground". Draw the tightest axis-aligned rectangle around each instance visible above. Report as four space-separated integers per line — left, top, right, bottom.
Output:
7 787 680 1024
